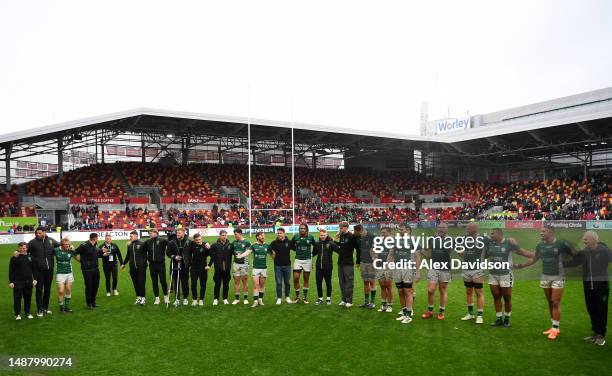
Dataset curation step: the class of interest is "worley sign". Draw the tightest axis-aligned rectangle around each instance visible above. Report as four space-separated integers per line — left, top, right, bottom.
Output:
435 116 471 135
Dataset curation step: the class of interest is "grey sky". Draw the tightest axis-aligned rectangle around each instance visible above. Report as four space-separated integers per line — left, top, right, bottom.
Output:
0 0 610 136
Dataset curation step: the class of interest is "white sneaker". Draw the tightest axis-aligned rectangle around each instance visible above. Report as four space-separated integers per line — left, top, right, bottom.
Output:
164 295 170 304
223 299 229 305
251 300 259 308
398 310 404 315
15 315 21 321
259 299 264 306
154 297 160 305
326 299 332 305
191 300 198 307
183 299 188 305
401 316 413 324
339 301 346 306
286 297 292 304
37 311 43 317
113 290 119 296
276 298 282 305
461 314 475 321
45 310 52 315
213 299 219 306
475 316 484 324
345 303 353 308
107 292 111 297
243 299 249 305
385 306 393 313
140 298 146 305
378 305 386 312
27 314 34 319
198 300 204 306
232 299 240 305
134 297 141 305
173 300 180 307
396 315 405 321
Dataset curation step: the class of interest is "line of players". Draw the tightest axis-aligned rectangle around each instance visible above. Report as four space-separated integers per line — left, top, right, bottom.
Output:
8 221 610 345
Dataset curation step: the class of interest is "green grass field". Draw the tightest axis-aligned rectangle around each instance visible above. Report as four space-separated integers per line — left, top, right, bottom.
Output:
1 228 610 375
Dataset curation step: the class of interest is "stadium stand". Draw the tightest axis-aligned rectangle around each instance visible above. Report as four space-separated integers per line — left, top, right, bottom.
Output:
25 164 124 198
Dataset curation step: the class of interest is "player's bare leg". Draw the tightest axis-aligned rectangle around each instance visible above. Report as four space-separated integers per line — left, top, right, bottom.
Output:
544 288 564 339
422 281 437 319
490 284 504 326
293 270 302 303
232 276 241 304
501 287 512 327
241 275 249 304
302 271 310 303
437 282 448 319
378 279 388 311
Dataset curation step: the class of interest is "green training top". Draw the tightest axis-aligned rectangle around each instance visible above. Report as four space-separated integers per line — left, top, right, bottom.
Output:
427 236 454 270
535 239 573 276
251 242 271 269
393 239 416 261
462 235 489 270
292 235 315 260
54 247 74 274
486 239 519 275
232 239 252 265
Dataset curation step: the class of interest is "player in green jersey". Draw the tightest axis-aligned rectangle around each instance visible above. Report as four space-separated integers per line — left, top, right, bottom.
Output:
231 228 252 305
389 224 421 324
374 227 394 313
458 222 487 324
54 238 77 313
516 226 575 340
421 222 453 320
236 231 272 308
291 223 315 304
485 228 531 327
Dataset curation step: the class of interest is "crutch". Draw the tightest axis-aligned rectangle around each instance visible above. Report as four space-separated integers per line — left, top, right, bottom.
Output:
173 260 182 307
167 260 174 308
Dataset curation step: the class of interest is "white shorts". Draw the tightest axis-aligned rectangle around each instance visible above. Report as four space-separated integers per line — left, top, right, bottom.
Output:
462 269 484 282
376 267 391 281
488 272 514 288
427 269 451 283
252 268 268 278
393 268 415 284
293 259 312 273
540 275 565 289
56 273 74 284
233 263 249 277
360 263 376 281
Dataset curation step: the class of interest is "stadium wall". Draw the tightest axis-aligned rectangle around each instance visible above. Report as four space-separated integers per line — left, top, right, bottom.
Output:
1 220 610 245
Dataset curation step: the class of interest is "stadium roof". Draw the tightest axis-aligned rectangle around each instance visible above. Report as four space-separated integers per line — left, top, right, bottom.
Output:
1 87 611 166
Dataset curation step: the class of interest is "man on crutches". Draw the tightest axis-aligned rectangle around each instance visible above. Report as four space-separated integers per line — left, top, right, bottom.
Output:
167 228 190 306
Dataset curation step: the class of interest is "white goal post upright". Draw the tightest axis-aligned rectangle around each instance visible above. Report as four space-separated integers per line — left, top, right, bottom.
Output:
247 84 252 235
291 90 296 225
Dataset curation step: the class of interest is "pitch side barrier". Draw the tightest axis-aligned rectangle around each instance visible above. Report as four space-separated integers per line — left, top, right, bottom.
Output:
0 220 608 246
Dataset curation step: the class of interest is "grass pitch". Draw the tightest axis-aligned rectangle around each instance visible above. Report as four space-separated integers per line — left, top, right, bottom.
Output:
0 228 610 375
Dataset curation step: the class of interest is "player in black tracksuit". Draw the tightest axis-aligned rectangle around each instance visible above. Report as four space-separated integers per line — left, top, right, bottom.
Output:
312 229 340 304
563 236 612 344
167 228 191 304
335 222 359 305
74 233 107 309
9 242 37 319
208 230 234 303
99 234 123 296
188 233 211 304
143 229 169 304
27 227 59 315
121 231 147 305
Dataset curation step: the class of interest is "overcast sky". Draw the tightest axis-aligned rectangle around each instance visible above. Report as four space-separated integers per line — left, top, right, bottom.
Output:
1 0 611 136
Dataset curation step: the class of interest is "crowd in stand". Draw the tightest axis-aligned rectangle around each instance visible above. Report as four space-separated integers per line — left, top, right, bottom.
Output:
1 162 611 230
